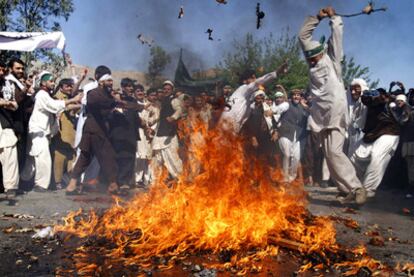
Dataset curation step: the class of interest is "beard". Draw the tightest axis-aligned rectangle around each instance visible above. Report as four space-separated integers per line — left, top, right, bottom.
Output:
103 84 113 93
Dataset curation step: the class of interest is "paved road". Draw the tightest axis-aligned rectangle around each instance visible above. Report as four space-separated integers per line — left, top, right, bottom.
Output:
0 186 413 276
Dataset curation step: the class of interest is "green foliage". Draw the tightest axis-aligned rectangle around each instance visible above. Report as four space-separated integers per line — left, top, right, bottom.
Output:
146 46 171 87
217 31 309 93
217 31 380 94
341 55 379 89
0 0 74 75
0 0 17 31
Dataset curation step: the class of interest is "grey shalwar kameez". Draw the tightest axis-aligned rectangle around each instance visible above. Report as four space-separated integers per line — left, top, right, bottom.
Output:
299 15 363 195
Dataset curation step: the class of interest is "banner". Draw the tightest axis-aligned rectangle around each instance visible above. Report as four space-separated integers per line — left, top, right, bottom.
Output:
0 31 65 51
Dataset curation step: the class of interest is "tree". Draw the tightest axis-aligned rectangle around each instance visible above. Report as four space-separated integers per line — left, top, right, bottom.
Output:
217 31 309 93
217 31 380 94
0 0 17 31
146 46 171 87
341 55 379 89
0 0 74 73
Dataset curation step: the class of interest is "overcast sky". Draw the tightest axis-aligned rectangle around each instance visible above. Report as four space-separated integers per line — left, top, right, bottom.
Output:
60 0 414 88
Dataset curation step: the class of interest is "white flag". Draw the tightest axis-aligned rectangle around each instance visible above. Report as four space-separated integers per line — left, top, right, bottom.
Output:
0 31 66 51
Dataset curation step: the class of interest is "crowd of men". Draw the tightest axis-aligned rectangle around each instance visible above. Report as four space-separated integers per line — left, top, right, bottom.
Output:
0 7 413 206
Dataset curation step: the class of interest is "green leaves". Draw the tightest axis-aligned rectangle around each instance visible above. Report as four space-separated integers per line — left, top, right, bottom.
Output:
217 31 309 93
341 55 379 89
146 46 172 87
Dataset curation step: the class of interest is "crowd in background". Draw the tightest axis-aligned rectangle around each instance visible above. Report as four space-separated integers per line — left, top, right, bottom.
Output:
0 56 413 203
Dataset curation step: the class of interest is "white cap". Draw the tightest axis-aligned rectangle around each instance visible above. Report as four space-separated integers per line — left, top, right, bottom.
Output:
163 80 174 88
396 94 407 103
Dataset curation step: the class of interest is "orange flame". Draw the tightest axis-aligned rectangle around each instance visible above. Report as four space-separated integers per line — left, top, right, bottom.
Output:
54 120 387 275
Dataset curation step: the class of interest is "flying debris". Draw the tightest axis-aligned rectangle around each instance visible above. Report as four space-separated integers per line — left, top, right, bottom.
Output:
216 0 227 4
178 6 184 19
137 34 154 47
256 3 265 29
205 28 214 40
336 1 387 18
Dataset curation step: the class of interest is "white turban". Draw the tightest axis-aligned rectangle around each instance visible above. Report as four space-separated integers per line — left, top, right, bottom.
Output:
351 78 369 93
99 74 113 82
254 90 265 98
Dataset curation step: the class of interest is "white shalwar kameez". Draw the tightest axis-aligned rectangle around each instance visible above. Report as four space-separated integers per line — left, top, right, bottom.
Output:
299 15 363 194
346 92 367 158
151 98 183 179
135 101 159 185
279 135 301 182
351 135 399 196
220 71 278 133
21 90 66 189
0 124 19 191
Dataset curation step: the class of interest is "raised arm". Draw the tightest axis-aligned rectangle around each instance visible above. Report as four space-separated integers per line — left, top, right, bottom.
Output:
327 15 344 77
246 61 288 93
298 15 321 51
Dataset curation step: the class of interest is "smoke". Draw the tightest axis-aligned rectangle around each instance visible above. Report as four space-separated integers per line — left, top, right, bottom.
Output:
63 0 414 86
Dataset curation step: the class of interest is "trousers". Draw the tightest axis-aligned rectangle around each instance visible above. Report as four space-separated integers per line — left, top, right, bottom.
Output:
0 145 19 191
318 129 362 193
352 135 399 193
21 136 52 189
279 137 301 182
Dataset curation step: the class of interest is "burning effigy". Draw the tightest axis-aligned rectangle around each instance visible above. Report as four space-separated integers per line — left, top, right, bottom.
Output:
54 121 394 276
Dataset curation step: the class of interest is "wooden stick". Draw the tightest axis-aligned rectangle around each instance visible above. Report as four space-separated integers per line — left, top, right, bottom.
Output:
268 236 305 252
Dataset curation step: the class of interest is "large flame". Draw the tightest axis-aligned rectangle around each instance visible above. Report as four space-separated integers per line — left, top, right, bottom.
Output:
55 120 386 275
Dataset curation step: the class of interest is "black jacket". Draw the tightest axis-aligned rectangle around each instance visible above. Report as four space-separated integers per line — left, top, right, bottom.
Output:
278 102 308 141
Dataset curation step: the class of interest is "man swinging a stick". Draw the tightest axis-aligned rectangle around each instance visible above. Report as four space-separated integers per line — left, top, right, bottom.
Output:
299 6 367 205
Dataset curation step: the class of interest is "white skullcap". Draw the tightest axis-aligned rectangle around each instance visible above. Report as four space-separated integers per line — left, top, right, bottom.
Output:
254 90 265 98
163 80 174 88
396 94 407 103
351 78 369 92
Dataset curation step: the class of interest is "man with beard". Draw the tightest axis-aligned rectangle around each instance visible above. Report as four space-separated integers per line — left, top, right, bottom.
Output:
219 63 287 133
67 71 142 194
5 58 33 170
109 79 141 190
352 89 410 198
73 66 110 188
299 6 367 204
222 85 233 103
278 89 309 183
0 60 20 198
346 79 368 157
21 72 82 192
51 79 81 189
243 89 278 180
151 80 183 180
